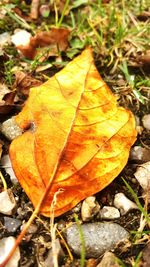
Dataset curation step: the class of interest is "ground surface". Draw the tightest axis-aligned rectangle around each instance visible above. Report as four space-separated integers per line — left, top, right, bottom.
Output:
0 0 150 266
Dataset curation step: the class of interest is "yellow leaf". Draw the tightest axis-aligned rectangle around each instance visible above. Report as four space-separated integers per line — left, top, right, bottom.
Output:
9 48 137 217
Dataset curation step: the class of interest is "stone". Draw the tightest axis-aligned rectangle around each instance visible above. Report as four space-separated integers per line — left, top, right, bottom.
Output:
142 114 150 130
11 30 31 47
134 161 150 202
4 217 21 233
0 32 11 47
0 189 16 215
96 252 120 267
130 146 150 162
66 222 129 258
71 203 81 213
134 161 150 191
1 155 18 184
114 193 138 215
81 196 100 221
99 206 120 219
0 236 20 267
0 117 22 141
21 223 38 234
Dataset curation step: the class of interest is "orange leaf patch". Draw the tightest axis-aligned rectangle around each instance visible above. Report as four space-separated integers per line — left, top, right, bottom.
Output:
9 48 137 217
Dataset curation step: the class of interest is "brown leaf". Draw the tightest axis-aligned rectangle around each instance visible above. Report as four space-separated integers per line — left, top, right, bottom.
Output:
14 28 70 60
14 71 42 96
0 84 16 115
9 48 137 217
138 51 150 65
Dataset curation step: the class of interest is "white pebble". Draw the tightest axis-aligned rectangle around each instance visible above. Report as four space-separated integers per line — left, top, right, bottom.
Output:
81 196 100 221
0 32 11 47
0 189 16 215
114 193 138 215
130 146 150 162
99 206 120 219
96 252 120 267
11 30 31 47
134 162 150 191
142 114 150 130
0 236 20 267
134 162 150 200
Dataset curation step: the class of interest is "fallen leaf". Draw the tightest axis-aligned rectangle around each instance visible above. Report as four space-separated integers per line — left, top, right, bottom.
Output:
138 51 150 65
14 71 42 96
9 48 137 217
12 28 70 60
0 83 16 115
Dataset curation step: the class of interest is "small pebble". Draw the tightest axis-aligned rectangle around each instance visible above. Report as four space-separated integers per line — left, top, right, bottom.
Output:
96 252 120 267
99 206 120 219
142 114 150 130
21 223 38 234
71 203 81 213
66 222 129 258
4 217 21 233
0 236 20 267
0 117 22 141
1 154 18 184
0 189 16 215
81 196 100 221
114 193 138 215
11 30 31 47
44 239 64 267
0 32 11 47
86 258 97 267
134 161 150 201
130 146 150 162
134 161 150 191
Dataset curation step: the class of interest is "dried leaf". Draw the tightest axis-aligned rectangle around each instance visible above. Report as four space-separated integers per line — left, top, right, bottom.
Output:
0 83 16 115
9 48 137 217
12 28 70 60
14 71 42 96
138 51 150 66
